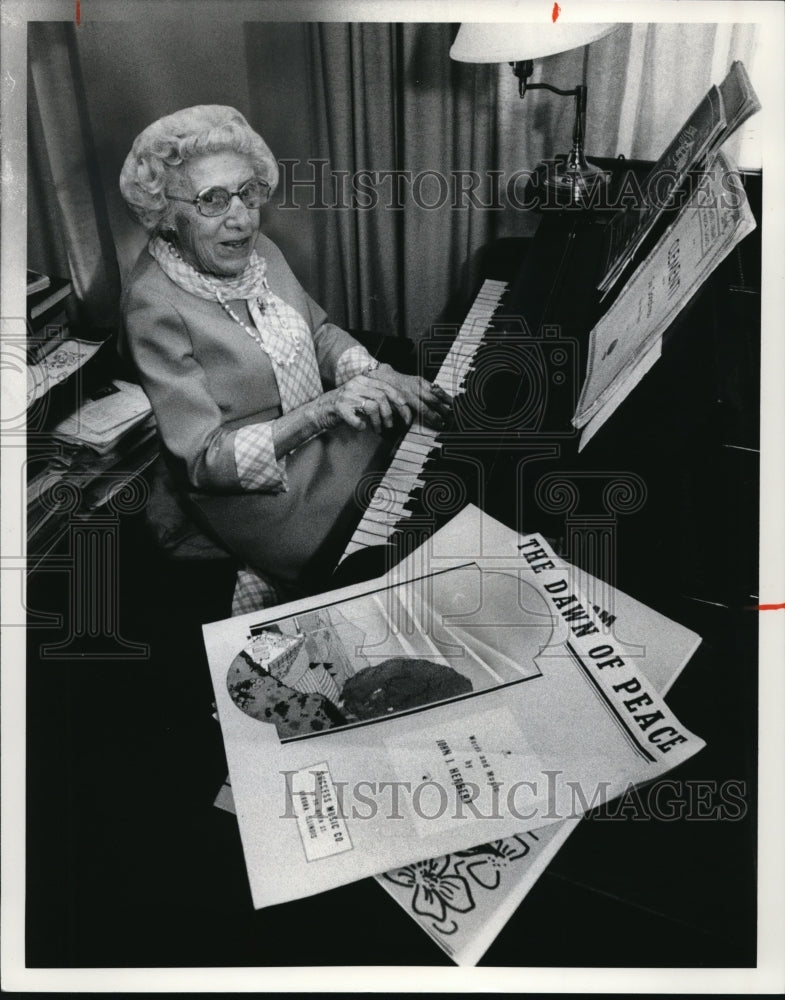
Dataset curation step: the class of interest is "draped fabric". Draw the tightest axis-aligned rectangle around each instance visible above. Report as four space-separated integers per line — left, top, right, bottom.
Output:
27 22 121 331
28 19 761 341
587 22 760 164
301 22 500 340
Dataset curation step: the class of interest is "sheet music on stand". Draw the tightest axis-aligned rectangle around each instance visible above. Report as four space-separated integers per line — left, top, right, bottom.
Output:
573 150 756 449
597 60 760 297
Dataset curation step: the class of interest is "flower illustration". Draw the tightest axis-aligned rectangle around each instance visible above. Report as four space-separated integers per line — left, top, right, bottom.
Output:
454 843 498 859
384 856 475 922
459 837 533 890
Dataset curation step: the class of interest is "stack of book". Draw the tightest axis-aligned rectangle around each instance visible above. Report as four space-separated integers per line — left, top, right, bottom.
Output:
25 272 159 558
26 269 73 363
25 269 117 407
27 379 158 555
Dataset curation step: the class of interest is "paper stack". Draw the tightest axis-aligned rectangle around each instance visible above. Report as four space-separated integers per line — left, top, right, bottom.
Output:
203 505 703 963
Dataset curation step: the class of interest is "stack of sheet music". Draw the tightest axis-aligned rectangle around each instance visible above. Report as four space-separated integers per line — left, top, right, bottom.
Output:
572 61 761 448
204 505 703 965
48 378 153 455
28 379 156 552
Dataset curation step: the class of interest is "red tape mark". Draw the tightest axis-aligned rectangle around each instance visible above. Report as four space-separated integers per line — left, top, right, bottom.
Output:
552 2 561 22
75 0 81 26
757 602 785 611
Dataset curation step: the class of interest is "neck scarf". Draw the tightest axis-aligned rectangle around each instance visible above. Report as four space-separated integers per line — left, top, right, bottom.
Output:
147 235 323 411
148 234 273 304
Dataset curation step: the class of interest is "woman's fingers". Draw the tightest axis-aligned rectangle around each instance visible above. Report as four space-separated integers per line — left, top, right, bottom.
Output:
335 396 367 431
367 389 395 430
352 389 393 432
345 379 404 431
370 382 413 425
391 398 414 425
329 371 454 435
342 390 384 434
372 370 453 420
428 382 454 415
399 377 452 428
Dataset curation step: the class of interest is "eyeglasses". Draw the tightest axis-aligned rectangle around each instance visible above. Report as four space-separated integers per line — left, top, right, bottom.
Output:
165 179 271 217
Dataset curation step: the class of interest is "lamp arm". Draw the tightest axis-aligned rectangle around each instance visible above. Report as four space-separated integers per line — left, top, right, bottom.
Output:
506 59 607 204
524 81 580 98
512 61 588 163
511 60 582 100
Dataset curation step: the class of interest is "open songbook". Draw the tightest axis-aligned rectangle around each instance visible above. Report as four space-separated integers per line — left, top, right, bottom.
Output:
203 509 705 911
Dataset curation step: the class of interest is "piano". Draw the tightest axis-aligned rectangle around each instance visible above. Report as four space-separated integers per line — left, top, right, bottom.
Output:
336 158 762 616
327 158 761 964
340 277 510 559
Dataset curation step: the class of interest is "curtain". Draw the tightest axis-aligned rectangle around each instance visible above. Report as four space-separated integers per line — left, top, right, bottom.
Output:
586 22 760 164
296 23 500 340
28 22 121 331
29 19 761 341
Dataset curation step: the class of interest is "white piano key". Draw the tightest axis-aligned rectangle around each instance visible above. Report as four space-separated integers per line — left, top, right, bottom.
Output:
370 484 415 504
377 480 419 497
391 460 429 479
343 278 506 560
390 448 426 464
363 507 402 526
389 458 424 474
352 527 390 548
397 444 433 460
382 496 417 513
408 427 440 442
355 519 396 538
382 502 414 518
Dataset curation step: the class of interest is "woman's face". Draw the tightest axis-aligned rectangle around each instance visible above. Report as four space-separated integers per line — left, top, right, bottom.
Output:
168 150 261 277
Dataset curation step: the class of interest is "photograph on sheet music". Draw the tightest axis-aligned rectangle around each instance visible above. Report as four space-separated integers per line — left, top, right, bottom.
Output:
226 564 549 741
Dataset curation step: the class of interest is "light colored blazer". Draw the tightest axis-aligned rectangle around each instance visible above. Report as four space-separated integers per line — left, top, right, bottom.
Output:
120 232 361 494
120 233 388 586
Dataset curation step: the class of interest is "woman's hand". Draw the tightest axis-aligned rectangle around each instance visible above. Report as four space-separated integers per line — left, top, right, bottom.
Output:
311 367 452 435
366 365 452 430
312 373 405 434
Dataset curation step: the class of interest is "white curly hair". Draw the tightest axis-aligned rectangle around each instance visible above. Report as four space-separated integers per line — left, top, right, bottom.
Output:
119 105 278 233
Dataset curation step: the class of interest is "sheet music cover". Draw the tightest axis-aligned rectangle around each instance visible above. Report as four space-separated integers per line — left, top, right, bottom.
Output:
214 505 704 963
203 510 705 910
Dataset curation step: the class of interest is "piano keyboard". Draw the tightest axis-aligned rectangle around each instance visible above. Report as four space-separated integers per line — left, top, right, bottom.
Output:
340 278 508 561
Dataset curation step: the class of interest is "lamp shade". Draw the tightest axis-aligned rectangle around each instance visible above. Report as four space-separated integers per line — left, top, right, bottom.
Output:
449 22 618 62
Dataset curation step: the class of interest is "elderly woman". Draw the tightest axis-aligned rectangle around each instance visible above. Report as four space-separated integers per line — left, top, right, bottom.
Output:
119 105 448 611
